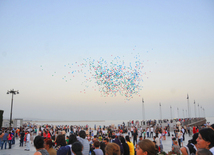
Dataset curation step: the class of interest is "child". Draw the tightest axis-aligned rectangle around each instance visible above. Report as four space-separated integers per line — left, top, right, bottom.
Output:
66 136 69 144
171 134 176 146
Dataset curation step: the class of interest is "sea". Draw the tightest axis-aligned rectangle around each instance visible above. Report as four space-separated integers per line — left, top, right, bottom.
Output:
26 116 214 128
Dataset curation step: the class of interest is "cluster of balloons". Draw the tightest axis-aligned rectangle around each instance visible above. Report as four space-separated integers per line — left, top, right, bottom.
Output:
42 48 151 100
87 56 145 100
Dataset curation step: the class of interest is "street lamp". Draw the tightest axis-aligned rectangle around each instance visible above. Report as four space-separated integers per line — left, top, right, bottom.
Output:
159 103 162 120
198 104 200 117
187 94 190 118
183 109 184 119
177 107 179 118
142 98 145 120
203 108 205 117
194 100 196 118
7 89 19 128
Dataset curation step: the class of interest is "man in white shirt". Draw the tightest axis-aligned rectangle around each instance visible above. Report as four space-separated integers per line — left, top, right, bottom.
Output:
150 127 154 138
25 131 30 151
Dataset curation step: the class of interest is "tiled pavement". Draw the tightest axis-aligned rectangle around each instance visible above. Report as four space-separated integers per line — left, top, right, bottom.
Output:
0 132 192 155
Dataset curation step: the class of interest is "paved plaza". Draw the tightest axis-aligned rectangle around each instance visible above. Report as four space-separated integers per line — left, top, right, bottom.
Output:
0 132 192 155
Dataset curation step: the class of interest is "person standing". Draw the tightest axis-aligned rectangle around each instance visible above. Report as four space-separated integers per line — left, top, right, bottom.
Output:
193 126 196 134
0 130 5 149
154 136 160 153
25 131 30 151
77 130 90 155
20 129 25 147
1 130 8 149
125 136 134 155
178 130 183 147
8 132 13 149
158 131 163 152
150 126 154 138
133 128 138 146
182 127 185 141
120 136 130 155
93 140 104 155
146 127 150 138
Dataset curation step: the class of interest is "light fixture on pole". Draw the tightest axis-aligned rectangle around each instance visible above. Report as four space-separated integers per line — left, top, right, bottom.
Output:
203 108 205 117
187 94 190 118
7 89 19 128
170 106 172 120
159 103 162 120
177 107 179 118
194 100 196 118
142 98 145 120
183 109 184 118
198 104 200 117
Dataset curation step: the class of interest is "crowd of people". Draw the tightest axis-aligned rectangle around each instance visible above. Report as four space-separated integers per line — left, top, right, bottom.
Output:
0 122 214 155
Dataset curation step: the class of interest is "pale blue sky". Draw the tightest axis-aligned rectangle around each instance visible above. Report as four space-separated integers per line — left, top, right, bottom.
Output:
0 0 214 121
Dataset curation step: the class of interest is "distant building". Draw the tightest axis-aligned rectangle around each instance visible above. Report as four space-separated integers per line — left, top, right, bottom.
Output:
3 118 23 128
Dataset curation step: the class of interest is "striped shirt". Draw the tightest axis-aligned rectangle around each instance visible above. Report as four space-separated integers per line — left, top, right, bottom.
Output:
77 137 90 155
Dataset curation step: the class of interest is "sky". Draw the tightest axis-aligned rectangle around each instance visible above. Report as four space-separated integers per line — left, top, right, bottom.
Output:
0 0 214 121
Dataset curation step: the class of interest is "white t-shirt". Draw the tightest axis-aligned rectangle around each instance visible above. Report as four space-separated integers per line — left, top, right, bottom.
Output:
178 132 183 139
151 127 153 132
26 133 30 142
158 133 162 140
131 127 133 131
155 137 160 146
210 147 214 155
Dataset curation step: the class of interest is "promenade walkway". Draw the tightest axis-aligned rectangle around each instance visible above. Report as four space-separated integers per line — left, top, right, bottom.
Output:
1 141 36 155
0 132 192 155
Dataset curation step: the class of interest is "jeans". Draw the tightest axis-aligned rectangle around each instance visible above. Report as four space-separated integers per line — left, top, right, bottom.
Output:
147 132 150 138
1 140 7 149
20 138 24 147
12 137 15 144
133 138 137 146
25 141 30 150
150 132 153 138
8 140 12 149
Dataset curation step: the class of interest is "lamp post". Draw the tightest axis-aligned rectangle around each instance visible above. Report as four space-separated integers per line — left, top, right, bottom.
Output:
170 106 172 120
142 98 145 120
194 100 196 118
7 89 19 128
187 94 190 118
177 108 179 119
198 104 200 117
203 108 205 117
183 109 184 118
159 103 162 120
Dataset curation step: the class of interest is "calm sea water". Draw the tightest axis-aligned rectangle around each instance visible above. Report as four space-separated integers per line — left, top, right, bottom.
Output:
28 116 214 128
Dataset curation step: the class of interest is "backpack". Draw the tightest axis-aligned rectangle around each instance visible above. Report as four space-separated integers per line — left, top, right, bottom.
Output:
185 143 197 155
